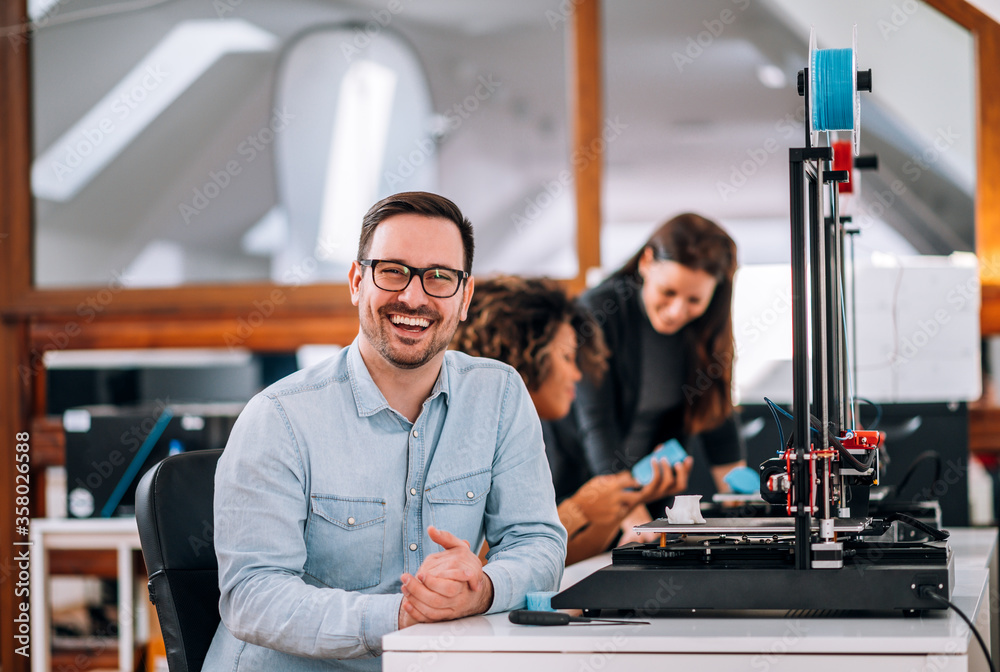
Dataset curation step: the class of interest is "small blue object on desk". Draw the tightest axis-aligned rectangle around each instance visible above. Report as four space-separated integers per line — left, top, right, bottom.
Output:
723 466 759 494
632 439 687 486
525 591 558 612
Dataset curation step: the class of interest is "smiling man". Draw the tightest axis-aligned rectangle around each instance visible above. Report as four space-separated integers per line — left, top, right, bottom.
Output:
204 192 566 671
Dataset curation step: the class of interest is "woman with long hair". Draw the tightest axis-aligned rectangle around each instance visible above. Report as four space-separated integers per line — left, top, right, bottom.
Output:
453 276 687 564
574 213 745 537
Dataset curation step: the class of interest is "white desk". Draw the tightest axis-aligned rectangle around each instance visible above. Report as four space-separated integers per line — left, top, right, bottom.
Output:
951 527 1000 656
384 528 998 672
30 517 144 672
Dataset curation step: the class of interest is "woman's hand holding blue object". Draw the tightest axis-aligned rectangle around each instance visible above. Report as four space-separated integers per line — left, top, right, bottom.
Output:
636 456 693 504
617 457 693 544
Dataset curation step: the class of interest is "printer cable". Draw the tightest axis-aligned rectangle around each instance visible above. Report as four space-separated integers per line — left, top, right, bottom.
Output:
918 586 995 672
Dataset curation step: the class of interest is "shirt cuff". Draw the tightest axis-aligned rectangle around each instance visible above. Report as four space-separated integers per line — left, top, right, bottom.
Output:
361 592 404 656
482 562 517 614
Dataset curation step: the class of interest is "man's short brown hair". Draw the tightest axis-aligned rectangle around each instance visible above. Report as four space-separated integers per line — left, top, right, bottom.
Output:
357 192 475 273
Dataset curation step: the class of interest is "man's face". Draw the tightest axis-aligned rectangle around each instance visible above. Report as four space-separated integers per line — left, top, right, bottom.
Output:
349 214 474 370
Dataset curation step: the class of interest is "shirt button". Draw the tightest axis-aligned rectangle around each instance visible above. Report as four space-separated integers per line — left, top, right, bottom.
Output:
412 430 419 438
466 491 475 499
409 543 418 551
347 517 355 525
410 488 417 496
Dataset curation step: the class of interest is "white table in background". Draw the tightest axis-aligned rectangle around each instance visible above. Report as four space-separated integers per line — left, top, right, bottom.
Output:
30 517 144 672
383 527 998 672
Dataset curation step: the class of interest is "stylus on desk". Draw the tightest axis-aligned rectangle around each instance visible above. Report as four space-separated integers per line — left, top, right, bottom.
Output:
509 610 649 626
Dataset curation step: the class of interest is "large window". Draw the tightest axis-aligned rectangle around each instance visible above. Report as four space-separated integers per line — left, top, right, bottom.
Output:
31 0 572 288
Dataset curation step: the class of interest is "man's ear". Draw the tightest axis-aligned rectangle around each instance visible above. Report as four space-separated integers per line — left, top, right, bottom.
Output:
348 261 363 306
459 275 475 321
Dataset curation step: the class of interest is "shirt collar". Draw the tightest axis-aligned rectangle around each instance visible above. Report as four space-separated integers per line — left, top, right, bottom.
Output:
346 337 451 418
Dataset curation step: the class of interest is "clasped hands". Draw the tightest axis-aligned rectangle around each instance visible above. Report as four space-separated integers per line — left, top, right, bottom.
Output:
398 526 493 629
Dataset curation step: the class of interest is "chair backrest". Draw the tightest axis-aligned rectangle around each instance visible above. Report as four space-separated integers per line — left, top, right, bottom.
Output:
136 449 223 672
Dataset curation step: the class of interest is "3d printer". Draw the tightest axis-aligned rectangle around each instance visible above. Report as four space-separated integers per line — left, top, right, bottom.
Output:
553 32 953 615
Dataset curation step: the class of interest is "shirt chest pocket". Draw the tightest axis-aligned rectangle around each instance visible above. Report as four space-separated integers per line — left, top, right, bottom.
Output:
425 469 491 539
304 495 386 591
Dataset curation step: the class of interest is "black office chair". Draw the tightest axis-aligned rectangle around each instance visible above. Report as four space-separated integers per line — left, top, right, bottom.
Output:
136 449 223 672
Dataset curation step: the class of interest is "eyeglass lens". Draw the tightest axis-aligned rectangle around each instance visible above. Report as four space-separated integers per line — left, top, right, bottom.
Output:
372 261 460 297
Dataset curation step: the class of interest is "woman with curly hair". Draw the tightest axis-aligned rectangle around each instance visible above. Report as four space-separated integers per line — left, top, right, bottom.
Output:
575 213 746 540
452 276 688 564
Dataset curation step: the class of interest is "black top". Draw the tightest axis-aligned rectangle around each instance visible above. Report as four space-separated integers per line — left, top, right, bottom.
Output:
541 416 592 503
572 273 744 482
625 306 686 459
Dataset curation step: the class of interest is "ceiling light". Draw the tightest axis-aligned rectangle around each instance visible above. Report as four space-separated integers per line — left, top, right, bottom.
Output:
315 59 398 263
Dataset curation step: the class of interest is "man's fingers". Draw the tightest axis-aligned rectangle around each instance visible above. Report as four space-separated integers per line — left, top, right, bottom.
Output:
427 525 471 551
417 572 468 598
416 555 475 583
403 574 458 612
414 560 481 592
423 566 481 591
416 548 482 587
403 595 457 622
401 596 433 623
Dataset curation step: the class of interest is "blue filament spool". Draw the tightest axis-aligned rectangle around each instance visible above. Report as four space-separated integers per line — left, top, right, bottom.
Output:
806 26 862 154
811 48 855 132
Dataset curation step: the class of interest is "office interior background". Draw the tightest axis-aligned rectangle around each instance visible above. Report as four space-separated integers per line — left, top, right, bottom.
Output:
3 0 1000 670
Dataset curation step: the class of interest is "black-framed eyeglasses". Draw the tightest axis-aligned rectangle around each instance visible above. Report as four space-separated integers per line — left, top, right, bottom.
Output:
359 259 469 298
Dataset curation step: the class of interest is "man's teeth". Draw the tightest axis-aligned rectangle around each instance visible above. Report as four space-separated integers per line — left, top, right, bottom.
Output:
390 314 430 328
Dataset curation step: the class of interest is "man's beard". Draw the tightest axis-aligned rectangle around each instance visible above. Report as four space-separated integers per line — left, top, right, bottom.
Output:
360 298 457 370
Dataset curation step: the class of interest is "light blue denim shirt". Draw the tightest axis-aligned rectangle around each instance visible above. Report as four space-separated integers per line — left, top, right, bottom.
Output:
203 340 567 671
